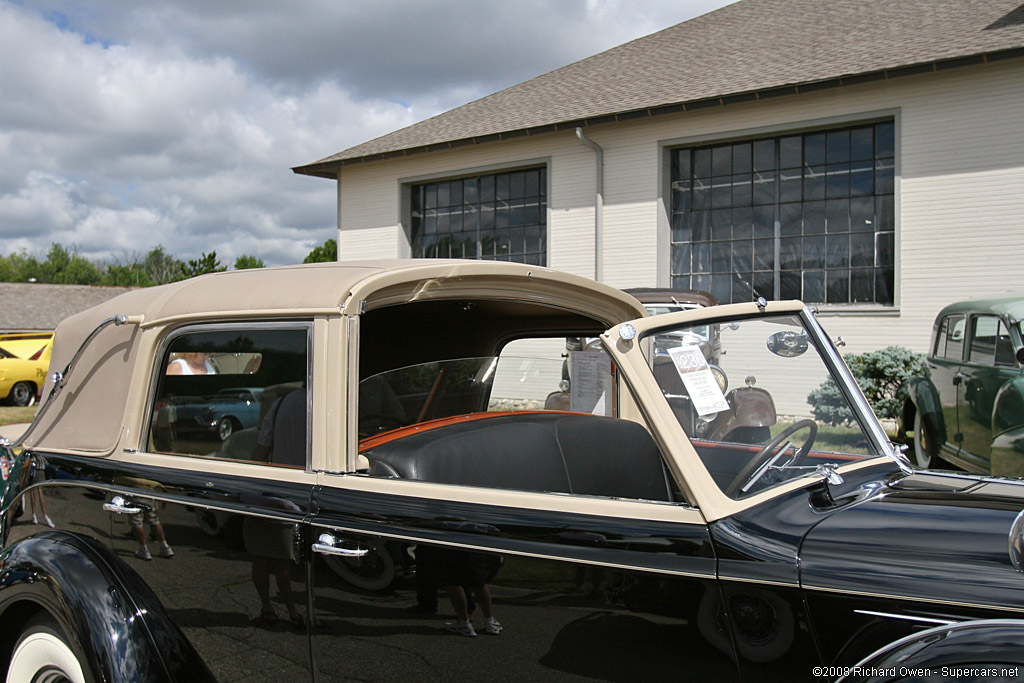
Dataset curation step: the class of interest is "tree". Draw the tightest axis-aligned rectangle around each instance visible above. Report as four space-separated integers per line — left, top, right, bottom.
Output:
144 246 183 285
0 255 17 282
303 238 336 263
233 255 265 270
101 263 153 287
43 243 101 285
0 252 38 282
180 251 227 279
8 251 44 282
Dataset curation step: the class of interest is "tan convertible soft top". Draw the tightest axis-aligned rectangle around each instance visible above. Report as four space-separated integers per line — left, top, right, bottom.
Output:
24 260 645 455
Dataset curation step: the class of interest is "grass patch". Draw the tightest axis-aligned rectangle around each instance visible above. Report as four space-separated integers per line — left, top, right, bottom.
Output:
0 406 37 427
769 421 874 455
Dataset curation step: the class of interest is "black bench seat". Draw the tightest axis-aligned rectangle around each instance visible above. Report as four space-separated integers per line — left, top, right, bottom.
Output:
364 413 672 502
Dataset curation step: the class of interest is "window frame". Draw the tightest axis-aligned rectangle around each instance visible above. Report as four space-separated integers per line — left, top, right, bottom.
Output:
968 315 1014 367
659 112 900 312
936 314 967 362
401 162 550 266
143 320 315 470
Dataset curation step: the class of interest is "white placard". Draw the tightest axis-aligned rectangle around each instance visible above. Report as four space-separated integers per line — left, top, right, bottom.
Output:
570 350 611 415
667 345 729 416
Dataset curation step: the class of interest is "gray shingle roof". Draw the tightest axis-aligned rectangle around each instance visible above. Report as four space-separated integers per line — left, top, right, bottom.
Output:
0 283 135 331
294 0 1024 177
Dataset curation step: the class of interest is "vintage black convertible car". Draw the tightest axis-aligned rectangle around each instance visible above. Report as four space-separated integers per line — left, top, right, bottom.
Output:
1 260 1023 682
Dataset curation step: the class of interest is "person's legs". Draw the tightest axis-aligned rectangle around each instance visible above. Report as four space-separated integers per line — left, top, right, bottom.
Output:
252 558 274 617
472 584 502 635
130 514 151 560
443 585 476 636
273 559 302 624
445 585 470 621
151 522 173 557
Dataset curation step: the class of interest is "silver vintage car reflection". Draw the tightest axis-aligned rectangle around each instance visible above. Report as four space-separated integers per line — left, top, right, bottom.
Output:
1 260 1023 683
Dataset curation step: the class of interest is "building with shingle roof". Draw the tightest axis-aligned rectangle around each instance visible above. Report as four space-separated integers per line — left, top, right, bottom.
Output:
294 0 1024 355
0 283 134 332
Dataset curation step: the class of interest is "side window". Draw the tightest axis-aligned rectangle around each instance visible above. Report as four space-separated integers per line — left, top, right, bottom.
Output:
149 326 310 467
934 317 949 358
995 320 1016 366
942 315 966 362
966 317 1007 368
357 339 676 503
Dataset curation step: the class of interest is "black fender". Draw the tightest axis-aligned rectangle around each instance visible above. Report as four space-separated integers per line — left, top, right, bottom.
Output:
838 619 1024 681
992 423 1024 477
902 378 945 453
0 531 214 682
993 378 1024 438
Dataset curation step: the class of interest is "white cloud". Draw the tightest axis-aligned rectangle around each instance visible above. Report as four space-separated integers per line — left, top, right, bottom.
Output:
0 0 734 266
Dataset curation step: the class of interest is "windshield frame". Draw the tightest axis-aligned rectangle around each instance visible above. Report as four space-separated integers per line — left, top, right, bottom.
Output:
599 299 908 521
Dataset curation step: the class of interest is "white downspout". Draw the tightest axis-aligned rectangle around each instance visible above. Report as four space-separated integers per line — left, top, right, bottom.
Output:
335 171 343 261
576 127 604 282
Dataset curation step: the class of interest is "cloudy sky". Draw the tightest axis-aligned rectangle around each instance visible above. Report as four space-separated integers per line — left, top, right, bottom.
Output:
1 0 734 267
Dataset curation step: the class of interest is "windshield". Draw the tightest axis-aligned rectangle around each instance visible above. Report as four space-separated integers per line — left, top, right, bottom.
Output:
641 312 886 499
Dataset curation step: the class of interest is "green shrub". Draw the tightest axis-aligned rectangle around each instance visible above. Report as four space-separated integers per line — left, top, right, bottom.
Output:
808 346 927 425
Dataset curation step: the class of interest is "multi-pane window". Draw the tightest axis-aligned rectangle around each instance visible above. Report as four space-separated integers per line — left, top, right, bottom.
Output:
670 122 895 305
410 167 547 265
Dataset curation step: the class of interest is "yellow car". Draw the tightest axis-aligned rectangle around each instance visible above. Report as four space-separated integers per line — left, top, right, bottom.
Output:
0 332 53 406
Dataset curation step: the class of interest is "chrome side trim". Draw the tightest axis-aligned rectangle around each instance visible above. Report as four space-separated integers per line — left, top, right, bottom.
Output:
804 583 1024 614
309 521 717 581
718 575 801 590
854 610 957 626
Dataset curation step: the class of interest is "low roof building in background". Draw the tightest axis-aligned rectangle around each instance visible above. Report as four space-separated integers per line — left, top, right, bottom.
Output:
0 283 134 332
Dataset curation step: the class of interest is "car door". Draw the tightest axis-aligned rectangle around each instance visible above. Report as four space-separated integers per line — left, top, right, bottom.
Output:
108 322 319 682
929 313 966 460
309 486 730 682
957 315 1017 471
307 344 739 682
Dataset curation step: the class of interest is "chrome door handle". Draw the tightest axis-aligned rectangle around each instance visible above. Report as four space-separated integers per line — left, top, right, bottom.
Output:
311 532 369 557
102 495 143 515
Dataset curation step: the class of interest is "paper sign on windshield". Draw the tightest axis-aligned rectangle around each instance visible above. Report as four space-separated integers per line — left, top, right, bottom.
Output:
570 350 612 415
667 345 729 416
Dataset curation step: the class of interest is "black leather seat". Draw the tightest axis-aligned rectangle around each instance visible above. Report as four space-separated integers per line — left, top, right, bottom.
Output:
365 413 671 502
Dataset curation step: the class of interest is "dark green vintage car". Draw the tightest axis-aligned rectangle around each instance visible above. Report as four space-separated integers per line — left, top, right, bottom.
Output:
904 294 1024 474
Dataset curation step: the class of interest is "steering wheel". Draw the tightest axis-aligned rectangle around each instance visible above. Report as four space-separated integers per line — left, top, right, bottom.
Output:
725 419 818 498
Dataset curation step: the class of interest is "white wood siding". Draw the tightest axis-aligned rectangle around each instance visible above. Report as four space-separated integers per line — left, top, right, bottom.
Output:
335 59 1024 355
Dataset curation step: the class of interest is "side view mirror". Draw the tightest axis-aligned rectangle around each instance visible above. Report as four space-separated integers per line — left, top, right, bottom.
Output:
766 331 809 357
1016 347 1024 365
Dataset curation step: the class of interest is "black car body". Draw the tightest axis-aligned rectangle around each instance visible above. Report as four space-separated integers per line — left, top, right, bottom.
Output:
1 261 1023 683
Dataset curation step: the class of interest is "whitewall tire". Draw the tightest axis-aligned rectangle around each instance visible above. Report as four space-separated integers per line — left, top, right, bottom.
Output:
913 411 933 469
6 615 87 683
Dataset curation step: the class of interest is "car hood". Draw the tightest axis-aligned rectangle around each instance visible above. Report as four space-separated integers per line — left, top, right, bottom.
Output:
800 471 1024 612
